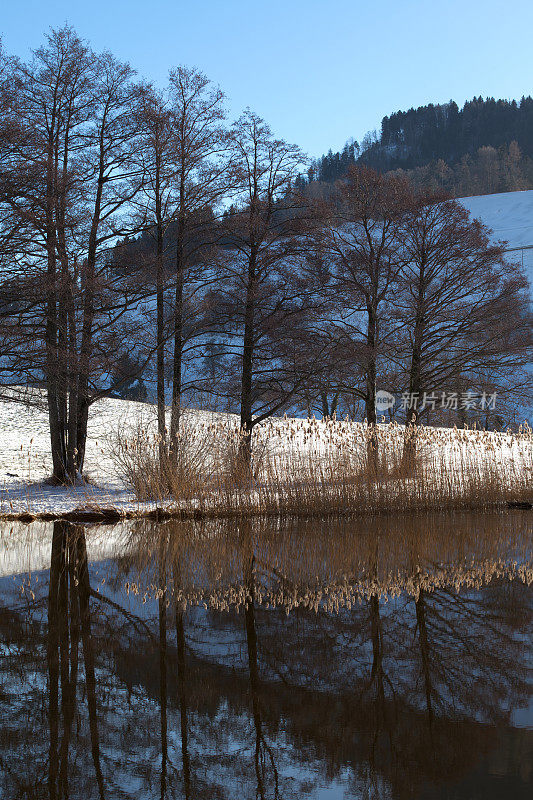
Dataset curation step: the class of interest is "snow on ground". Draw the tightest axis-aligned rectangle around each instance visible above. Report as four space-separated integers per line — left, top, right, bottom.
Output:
0 391 241 515
0 390 531 516
0 392 148 514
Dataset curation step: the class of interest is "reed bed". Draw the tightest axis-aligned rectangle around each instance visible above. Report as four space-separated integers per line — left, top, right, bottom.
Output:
111 412 533 517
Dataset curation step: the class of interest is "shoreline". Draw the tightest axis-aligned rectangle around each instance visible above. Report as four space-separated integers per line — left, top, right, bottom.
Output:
0 497 530 525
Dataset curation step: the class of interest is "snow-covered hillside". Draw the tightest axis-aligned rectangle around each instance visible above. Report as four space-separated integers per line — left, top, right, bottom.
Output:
458 189 533 285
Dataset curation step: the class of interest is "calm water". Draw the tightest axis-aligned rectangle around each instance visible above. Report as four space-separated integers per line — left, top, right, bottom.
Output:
0 511 532 799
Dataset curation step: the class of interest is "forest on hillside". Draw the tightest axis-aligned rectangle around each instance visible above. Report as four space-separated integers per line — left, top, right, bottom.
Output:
306 97 533 197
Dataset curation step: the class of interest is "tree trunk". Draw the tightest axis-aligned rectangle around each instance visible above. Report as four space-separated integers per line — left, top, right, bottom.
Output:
55 133 70 481
169 189 186 457
155 156 167 466
402 346 422 476
66 276 79 482
401 277 425 476
239 250 256 468
320 390 339 419
76 142 106 476
365 303 379 475
45 127 67 483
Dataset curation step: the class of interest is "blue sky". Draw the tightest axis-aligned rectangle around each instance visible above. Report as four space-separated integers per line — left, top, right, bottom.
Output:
2 0 533 158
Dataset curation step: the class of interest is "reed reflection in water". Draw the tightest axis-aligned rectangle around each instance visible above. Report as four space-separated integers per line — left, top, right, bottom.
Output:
0 511 531 799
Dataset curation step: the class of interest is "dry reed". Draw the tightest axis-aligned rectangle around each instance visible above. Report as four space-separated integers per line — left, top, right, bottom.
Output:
111 412 533 517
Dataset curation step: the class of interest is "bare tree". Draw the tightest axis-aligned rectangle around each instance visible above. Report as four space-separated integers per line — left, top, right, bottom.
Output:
10 28 95 481
0 28 145 482
206 110 322 461
395 193 532 468
132 69 229 461
320 167 411 428
166 66 229 456
316 167 410 469
135 88 175 452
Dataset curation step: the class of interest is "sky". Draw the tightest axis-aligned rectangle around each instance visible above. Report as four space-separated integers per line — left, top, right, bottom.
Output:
2 0 533 159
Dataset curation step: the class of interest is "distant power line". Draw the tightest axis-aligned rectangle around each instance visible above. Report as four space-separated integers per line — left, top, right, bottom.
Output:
503 244 533 253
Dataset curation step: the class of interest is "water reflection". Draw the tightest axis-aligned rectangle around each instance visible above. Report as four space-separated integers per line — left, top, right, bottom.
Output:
47 522 105 799
0 512 531 798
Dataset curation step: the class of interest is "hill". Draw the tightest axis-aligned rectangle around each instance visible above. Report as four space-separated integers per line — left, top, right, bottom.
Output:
458 189 533 283
309 97 533 197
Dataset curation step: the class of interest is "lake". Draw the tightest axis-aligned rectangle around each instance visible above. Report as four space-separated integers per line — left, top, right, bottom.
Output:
0 511 532 798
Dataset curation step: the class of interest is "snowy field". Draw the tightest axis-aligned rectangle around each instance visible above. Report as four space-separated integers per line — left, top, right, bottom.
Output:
0 391 531 517
0 393 154 515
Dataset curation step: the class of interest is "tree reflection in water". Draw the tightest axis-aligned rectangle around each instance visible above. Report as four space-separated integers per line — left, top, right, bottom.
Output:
0 511 531 798
47 522 105 800
241 520 280 799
